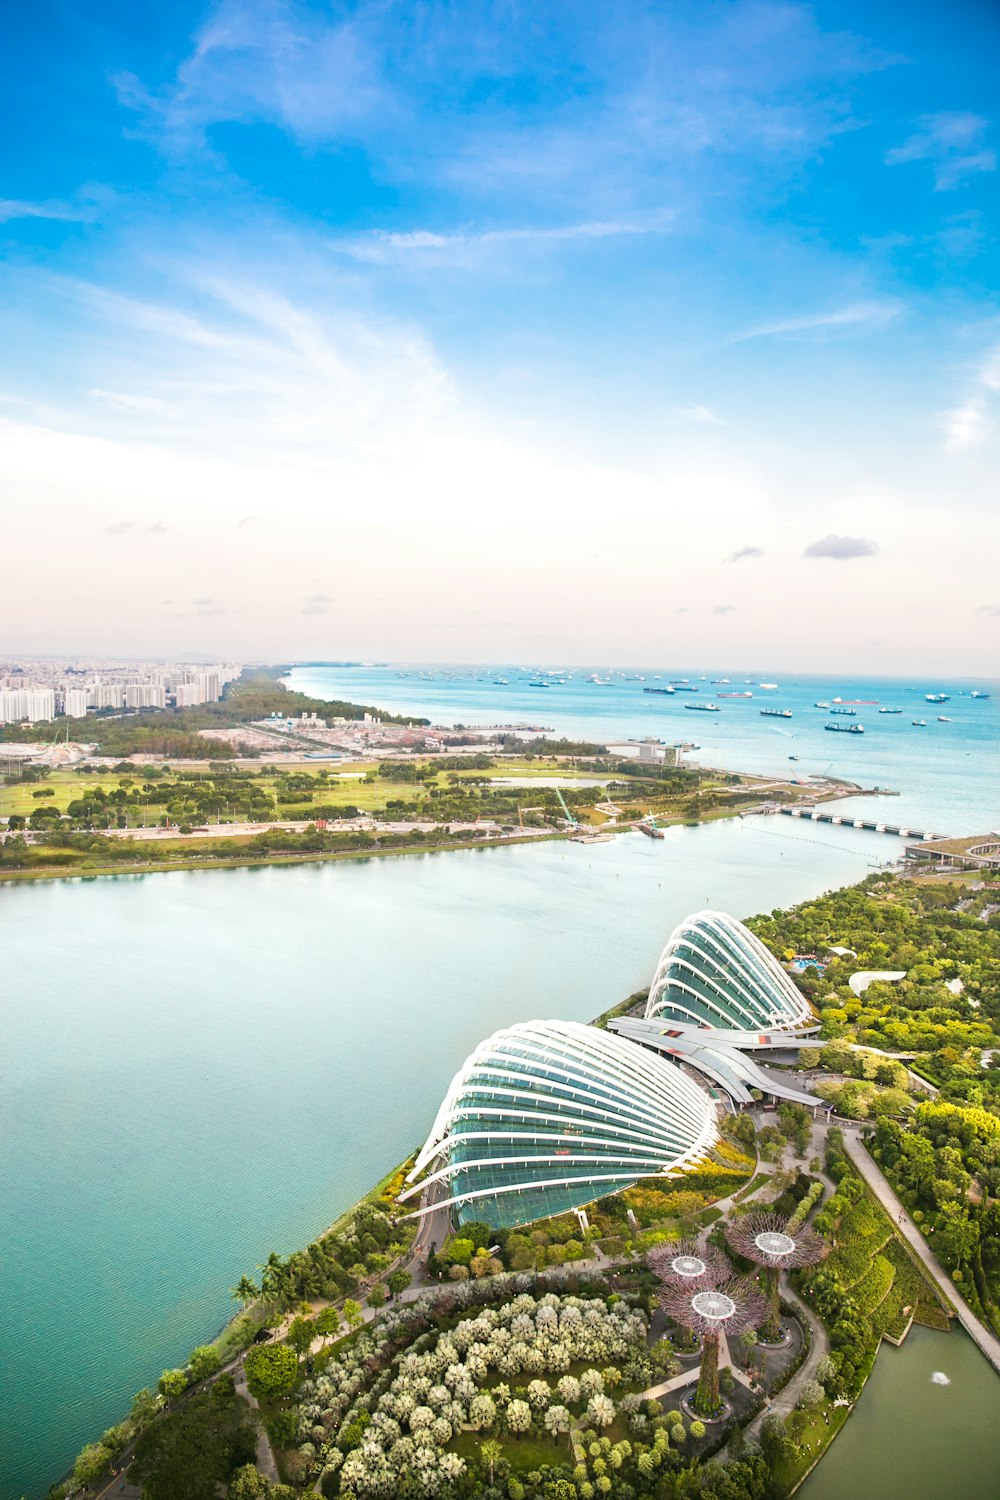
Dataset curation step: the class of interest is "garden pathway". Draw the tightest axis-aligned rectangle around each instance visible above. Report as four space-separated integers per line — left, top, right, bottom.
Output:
841 1130 1000 1375
233 1359 281 1484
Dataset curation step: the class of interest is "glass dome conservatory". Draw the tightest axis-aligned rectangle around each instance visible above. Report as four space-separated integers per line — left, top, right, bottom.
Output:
645 910 815 1033
400 1019 717 1229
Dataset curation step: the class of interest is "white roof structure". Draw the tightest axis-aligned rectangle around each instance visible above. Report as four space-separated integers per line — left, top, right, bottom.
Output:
646 910 816 1033
399 1019 717 1230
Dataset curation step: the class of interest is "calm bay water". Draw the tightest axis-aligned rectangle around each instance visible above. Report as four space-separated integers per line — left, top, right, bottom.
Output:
799 1326 1000 1500
6 818 886 1499
287 665 1000 836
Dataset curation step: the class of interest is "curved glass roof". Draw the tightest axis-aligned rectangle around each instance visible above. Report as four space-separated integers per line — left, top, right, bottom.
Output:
645 910 815 1033
400 1020 717 1229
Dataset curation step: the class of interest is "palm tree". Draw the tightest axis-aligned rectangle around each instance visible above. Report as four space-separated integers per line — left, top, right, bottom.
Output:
231 1275 258 1310
480 1438 502 1485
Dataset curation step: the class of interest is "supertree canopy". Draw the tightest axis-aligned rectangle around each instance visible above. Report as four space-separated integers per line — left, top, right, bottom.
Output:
647 1238 730 1291
725 1210 827 1341
660 1276 768 1416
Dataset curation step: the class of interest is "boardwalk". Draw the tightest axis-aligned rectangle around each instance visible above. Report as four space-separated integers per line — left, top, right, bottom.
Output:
842 1131 1000 1376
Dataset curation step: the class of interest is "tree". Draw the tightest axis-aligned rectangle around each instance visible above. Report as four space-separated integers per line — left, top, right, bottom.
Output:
131 1387 162 1426
244 1343 298 1401
343 1298 363 1331
287 1316 314 1360
159 1368 188 1400
190 1345 221 1382
480 1437 502 1484
588 1394 615 1428
232 1276 259 1310
545 1404 571 1443
73 1441 114 1488
228 1465 268 1499
316 1306 339 1345
799 1380 824 1408
367 1282 388 1308
387 1269 412 1298
132 1378 258 1500
506 1399 532 1436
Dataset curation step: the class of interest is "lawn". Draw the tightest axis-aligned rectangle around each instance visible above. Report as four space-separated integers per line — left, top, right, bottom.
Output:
451 1428 571 1471
775 1397 851 1490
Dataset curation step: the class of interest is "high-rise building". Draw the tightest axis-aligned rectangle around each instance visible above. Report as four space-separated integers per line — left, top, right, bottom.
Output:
63 688 89 719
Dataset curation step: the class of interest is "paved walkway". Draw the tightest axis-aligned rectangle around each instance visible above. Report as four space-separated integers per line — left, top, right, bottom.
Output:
233 1359 280 1483
842 1130 1000 1375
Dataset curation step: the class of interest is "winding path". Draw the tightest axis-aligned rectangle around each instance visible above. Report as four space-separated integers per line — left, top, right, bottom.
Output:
841 1130 1000 1375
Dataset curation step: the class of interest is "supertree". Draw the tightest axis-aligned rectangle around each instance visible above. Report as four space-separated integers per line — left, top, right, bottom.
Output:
647 1238 730 1291
660 1277 768 1417
725 1211 827 1342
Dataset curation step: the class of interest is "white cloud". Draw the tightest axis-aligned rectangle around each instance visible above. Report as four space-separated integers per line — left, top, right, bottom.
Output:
0 198 92 224
732 300 901 342
90 388 173 415
942 342 1000 450
335 218 669 265
886 113 996 191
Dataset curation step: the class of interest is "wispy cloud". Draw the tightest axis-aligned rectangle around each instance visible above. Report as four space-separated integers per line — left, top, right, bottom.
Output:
886 113 996 191
732 300 901 343
0 198 92 224
302 603 328 615
803 534 878 559
104 519 169 536
712 604 737 615
942 343 1000 451
336 218 669 265
974 604 1000 617
675 403 723 425
90 388 172 415
727 545 763 563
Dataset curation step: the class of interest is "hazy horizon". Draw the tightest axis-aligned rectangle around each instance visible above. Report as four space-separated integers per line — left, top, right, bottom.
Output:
2 0 997 671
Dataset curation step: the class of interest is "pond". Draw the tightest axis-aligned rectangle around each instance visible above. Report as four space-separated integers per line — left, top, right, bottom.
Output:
799 1324 1000 1500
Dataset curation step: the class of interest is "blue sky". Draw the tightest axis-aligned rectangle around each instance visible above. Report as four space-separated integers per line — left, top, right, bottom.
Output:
1 0 998 669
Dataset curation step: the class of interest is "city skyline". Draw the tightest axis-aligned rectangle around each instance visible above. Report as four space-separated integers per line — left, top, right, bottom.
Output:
2 0 998 670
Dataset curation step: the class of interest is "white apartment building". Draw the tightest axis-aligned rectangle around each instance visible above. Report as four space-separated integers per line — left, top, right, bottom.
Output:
124 683 167 710
63 688 89 719
0 688 57 723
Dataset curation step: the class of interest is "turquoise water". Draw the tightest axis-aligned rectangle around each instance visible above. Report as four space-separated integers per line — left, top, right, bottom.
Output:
800 1325 1000 1500
287 665 1000 836
4 817 887 1499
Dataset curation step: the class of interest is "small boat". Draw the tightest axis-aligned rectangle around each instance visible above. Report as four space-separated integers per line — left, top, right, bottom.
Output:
788 755 799 761
685 702 720 712
759 682 779 689
937 715 952 722
825 722 864 734
971 691 990 699
878 707 902 714
637 820 665 839
925 693 949 704
760 708 792 719
912 719 927 726
815 700 830 709
493 678 509 685
528 680 551 688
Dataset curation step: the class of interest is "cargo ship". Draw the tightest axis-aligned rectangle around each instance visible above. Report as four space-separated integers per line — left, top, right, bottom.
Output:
760 707 792 719
825 722 864 734
925 693 949 703
643 686 675 694
685 702 720 712
878 707 902 714
830 707 857 716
